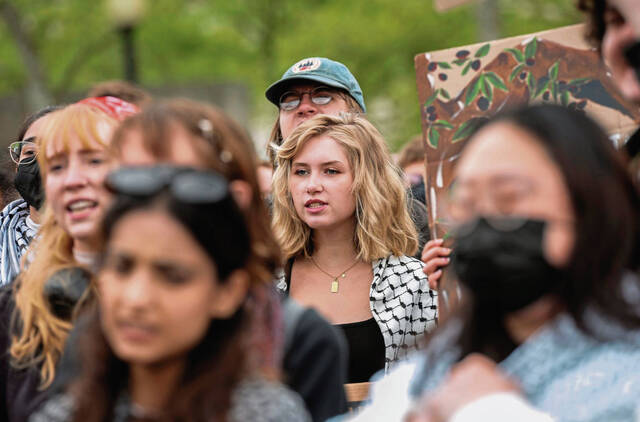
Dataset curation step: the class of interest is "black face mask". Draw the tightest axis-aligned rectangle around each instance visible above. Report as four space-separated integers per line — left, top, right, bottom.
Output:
14 160 44 210
451 216 564 314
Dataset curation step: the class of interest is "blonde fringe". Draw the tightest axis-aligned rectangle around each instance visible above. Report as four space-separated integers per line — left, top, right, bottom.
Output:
272 113 417 261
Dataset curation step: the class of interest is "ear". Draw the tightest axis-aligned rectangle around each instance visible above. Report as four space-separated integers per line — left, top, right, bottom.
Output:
229 180 253 211
209 269 250 319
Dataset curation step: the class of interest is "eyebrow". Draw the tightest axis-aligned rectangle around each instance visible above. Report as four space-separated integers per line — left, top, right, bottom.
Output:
46 148 105 161
292 160 343 167
21 136 36 143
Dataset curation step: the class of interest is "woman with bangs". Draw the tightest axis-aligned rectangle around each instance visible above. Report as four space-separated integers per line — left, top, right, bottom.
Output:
271 113 437 383
0 98 137 421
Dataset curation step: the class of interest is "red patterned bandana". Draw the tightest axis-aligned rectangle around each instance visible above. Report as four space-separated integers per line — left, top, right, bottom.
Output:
77 96 139 121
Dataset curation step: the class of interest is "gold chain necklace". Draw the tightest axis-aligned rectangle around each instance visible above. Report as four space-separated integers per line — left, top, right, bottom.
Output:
309 256 360 293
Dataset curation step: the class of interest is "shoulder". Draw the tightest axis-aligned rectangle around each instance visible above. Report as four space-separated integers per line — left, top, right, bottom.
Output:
0 199 28 223
230 377 311 422
376 255 425 276
28 393 74 422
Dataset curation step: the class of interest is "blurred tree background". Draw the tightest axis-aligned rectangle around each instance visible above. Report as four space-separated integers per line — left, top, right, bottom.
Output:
0 0 582 153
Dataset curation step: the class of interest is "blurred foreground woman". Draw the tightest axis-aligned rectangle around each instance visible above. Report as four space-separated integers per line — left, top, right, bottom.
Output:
350 105 640 422
108 99 348 420
32 166 309 421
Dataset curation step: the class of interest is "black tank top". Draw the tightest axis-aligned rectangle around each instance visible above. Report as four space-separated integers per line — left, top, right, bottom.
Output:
285 258 386 382
336 318 386 383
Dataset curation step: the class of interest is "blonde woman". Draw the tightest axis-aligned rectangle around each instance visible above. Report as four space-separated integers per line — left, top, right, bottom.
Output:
272 113 437 383
0 98 137 421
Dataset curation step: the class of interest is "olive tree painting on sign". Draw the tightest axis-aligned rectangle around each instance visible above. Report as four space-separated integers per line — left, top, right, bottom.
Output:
414 24 640 317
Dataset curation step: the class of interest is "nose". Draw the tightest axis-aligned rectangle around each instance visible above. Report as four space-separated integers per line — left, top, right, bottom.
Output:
63 160 88 190
306 172 323 193
296 94 319 116
121 269 153 309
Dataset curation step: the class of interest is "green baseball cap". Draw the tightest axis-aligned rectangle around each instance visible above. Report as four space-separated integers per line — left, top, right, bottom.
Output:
265 57 366 112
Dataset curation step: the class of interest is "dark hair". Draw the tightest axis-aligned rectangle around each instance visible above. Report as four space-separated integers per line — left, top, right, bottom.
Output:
16 105 63 143
447 104 640 361
87 80 152 108
578 0 607 50
72 185 252 421
0 166 19 208
111 99 282 282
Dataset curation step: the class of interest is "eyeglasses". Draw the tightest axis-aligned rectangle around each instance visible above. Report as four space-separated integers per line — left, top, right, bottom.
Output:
106 165 230 205
278 86 337 111
8 139 38 165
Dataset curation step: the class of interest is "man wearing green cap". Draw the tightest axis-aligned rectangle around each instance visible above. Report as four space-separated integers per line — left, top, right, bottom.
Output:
265 57 366 163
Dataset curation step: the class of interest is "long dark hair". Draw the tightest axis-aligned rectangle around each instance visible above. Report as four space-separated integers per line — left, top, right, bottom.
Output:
71 186 253 421
577 0 607 51
447 104 640 362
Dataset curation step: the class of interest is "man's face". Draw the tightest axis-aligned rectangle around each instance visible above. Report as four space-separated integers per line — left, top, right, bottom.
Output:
278 83 350 140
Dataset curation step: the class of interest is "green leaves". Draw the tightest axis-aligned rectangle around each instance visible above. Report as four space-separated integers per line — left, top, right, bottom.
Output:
462 61 473 76
484 72 507 91
452 120 476 143
509 63 525 82
504 47 524 63
438 61 452 69
425 89 440 106
548 61 559 81
475 43 491 58
534 77 550 98
464 71 507 107
527 72 536 94
433 119 454 129
427 127 440 148
465 75 483 106
453 58 468 66
524 37 538 59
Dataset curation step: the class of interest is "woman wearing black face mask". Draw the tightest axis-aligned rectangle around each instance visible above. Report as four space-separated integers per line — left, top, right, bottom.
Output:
348 105 640 422
0 106 61 286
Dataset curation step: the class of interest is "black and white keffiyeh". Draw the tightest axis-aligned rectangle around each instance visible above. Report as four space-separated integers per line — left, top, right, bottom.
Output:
277 255 438 372
0 199 38 285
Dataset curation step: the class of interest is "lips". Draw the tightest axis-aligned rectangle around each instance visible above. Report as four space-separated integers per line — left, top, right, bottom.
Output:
305 199 327 208
115 320 157 342
67 199 97 212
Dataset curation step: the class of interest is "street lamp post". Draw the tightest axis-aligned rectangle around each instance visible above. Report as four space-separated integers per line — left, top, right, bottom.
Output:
106 0 146 83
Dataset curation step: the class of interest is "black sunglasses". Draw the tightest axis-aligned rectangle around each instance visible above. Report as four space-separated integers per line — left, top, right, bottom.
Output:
106 166 229 204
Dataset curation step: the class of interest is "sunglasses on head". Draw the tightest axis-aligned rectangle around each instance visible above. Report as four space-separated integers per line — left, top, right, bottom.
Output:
105 166 230 205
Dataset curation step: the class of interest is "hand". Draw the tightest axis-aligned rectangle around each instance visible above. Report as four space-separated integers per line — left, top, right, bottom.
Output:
409 354 520 422
421 239 451 290
608 0 640 37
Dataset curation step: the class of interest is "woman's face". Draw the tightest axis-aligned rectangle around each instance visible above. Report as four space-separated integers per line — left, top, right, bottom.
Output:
43 127 115 252
278 83 349 140
99 209 224 366
288 134 356 232
450 122 575 267
601 5 640 103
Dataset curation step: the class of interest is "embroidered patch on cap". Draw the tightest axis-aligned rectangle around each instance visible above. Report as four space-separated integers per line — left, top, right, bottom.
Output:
291 58 321 73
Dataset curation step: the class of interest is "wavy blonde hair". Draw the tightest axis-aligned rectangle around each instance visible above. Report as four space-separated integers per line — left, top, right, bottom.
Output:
11 103 119 388
272 113 417 261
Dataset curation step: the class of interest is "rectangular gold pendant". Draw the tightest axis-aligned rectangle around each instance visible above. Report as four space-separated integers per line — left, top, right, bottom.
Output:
331 280 339 293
